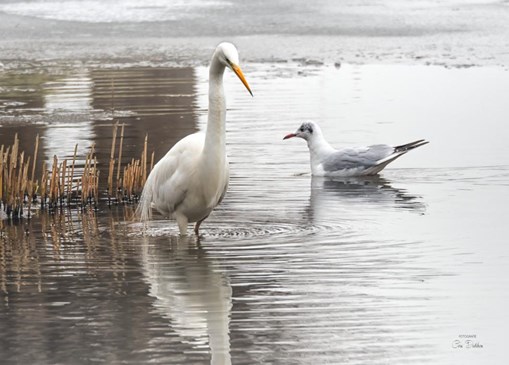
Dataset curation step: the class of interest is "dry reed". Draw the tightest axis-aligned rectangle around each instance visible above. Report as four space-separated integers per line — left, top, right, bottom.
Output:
0 124 154 219
107 124 151 204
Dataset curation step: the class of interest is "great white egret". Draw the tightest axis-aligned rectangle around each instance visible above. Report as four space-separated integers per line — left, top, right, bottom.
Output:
284 121 428 176
137 42 252 235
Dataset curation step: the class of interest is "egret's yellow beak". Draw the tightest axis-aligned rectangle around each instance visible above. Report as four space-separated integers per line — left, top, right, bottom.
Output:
231 64 253 97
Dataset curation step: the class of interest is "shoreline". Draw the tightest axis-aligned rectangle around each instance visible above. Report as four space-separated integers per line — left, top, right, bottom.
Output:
1 1 509 70
1 37 508 72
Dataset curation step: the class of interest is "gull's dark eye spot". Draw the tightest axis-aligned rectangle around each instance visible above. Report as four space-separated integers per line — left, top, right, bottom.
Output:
299 122 314 134
301 123 313 133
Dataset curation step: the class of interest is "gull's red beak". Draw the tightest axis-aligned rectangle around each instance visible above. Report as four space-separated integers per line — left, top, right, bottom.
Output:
283 133 296 140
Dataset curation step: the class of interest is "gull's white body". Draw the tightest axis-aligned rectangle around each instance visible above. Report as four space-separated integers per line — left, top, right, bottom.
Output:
137 43 251 235
285 121 428 177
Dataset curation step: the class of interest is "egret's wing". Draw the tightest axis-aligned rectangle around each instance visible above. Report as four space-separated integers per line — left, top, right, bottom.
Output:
322 144 393 172
136 133 204 221
217 157 230 205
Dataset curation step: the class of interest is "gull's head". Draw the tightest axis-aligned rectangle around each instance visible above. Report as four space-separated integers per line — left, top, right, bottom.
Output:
215 42 253 96
283 121 319 141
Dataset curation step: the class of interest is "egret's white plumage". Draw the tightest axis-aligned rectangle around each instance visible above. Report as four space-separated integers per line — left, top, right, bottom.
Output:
284 121 428 177
136 42 252 236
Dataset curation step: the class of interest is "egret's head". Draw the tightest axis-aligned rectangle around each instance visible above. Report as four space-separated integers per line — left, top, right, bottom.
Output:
216 42 240 68
215 42 253 96
283 121 319 141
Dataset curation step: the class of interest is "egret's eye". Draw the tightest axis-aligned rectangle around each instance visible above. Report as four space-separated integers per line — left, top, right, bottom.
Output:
299 128 304 132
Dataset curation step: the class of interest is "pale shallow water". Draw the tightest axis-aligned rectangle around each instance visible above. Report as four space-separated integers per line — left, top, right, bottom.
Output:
0 63 508 365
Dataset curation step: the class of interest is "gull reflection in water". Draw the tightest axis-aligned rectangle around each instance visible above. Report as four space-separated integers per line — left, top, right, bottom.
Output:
140 236 232 365
307 175 426 223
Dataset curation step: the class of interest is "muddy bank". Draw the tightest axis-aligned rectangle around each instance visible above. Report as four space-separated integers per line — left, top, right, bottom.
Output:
1 0 509 68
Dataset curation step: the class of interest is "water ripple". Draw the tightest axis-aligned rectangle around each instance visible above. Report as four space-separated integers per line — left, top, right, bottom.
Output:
127 218 342 240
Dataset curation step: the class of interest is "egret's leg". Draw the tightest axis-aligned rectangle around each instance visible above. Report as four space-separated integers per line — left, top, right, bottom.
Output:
176 214 188 236
194 215 209 236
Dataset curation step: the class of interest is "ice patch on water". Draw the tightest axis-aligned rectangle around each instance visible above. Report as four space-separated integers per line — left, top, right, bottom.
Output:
0 0 232 23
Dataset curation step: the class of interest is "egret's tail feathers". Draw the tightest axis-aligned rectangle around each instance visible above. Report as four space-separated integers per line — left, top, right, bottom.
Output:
135 181 153 223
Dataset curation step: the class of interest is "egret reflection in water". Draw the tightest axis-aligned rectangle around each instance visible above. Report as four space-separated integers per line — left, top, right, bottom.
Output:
140 236 232 365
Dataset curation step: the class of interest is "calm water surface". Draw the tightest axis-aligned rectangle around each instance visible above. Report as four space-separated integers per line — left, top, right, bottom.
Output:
1 63 508 364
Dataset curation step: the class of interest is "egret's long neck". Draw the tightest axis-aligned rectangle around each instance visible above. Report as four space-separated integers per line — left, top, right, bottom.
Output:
202 57 227 163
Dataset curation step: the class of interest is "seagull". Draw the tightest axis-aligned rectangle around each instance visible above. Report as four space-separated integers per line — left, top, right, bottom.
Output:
283 121 428 176
136 42 252 236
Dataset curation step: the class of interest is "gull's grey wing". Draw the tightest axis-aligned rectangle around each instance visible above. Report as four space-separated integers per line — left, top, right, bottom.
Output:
322 144 394 172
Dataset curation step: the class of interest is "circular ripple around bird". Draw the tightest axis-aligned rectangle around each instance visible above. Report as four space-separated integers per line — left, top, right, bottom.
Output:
126 219 344 240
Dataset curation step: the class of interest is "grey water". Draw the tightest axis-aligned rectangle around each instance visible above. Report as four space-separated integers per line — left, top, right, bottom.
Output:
1 62 508 365
1 0 509 364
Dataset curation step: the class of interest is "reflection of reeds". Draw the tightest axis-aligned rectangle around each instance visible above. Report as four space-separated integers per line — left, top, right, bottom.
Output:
0 124 154 219
0 205 135 296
